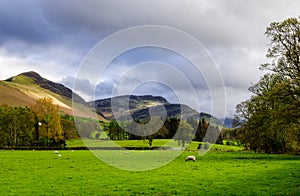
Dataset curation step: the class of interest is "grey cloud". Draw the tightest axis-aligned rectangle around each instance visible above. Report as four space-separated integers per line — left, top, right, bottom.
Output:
0 1 52 45
60 76 76 89
60 76 94 100
1 0 300 117
95 81 116 99
60 75 117 100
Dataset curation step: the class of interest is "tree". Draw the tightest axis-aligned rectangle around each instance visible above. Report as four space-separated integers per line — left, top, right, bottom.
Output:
205 125 223 144
186 117 198 135
164 117 180 138
125 117 169 147
0 105 10 146
13 107 35 147
31 97 64 147
262 17 300 82
107 119 124 140
236 17 300 153
174 121 194 148
233 100 250 128
0 105 35 147
60 115 79 140
195 118 209 142
262 17 300 110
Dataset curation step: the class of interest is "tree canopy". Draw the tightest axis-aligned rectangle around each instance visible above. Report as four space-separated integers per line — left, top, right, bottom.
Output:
235 17 300 153
31 97 64 147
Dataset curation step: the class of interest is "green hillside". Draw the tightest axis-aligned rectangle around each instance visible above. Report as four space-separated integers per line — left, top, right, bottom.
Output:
0 72 104 120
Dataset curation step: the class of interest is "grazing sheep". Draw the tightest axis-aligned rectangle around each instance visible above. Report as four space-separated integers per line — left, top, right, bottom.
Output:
185 155 196 162
54 150 59 154
58 154 62 157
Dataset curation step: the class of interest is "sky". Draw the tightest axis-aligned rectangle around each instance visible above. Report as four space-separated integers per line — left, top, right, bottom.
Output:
0 0 300 118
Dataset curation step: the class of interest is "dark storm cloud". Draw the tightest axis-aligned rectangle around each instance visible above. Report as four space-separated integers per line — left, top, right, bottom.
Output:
1 0 299 52
0 1 52 45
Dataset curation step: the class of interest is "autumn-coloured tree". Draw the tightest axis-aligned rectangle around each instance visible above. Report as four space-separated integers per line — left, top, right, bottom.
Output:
31 97 64 147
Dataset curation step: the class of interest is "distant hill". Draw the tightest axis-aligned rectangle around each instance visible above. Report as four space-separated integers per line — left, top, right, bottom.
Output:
89 95 169 119
0 71 99 119
89 95 223 126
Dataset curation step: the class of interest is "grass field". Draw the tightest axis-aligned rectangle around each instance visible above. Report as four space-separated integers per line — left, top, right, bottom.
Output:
66 139 244 151
0 148 299 195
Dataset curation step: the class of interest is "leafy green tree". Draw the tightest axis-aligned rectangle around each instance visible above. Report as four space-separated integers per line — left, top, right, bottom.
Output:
262 17 300 83
221 128 239 141
0 105 35 147
107 119 125 140
0 105 10 146
205 125 223 144
13 107 35 147
126 118 167 147
174 121 194 148
195 118 209 142
236 17 300 153
186 117 198 135
60 115 79 140
164 117 180 138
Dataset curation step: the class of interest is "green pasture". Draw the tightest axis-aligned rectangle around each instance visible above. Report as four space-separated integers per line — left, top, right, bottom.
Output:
0 148 299 195
66 139 244 151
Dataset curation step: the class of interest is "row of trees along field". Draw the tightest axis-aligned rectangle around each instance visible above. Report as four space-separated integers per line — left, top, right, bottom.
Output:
0 97 79 148
0 96 223 149
104 117 222 147
234 17 300 154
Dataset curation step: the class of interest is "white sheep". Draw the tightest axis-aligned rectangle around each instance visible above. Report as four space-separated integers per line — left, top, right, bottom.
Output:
185 155 196 162
58 154 62 157
54 150 59 154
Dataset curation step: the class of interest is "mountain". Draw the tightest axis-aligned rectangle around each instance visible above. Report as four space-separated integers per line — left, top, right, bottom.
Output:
6 71 85 103
89 95 223 126
0 71 98 119
88 95 169 119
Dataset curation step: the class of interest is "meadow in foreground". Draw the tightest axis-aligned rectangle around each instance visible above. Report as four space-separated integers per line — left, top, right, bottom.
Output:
0 148 299 195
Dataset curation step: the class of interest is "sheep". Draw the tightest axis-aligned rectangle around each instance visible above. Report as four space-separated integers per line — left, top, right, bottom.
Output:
58 154 62 157
54 150 59 154
185 155 196 162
